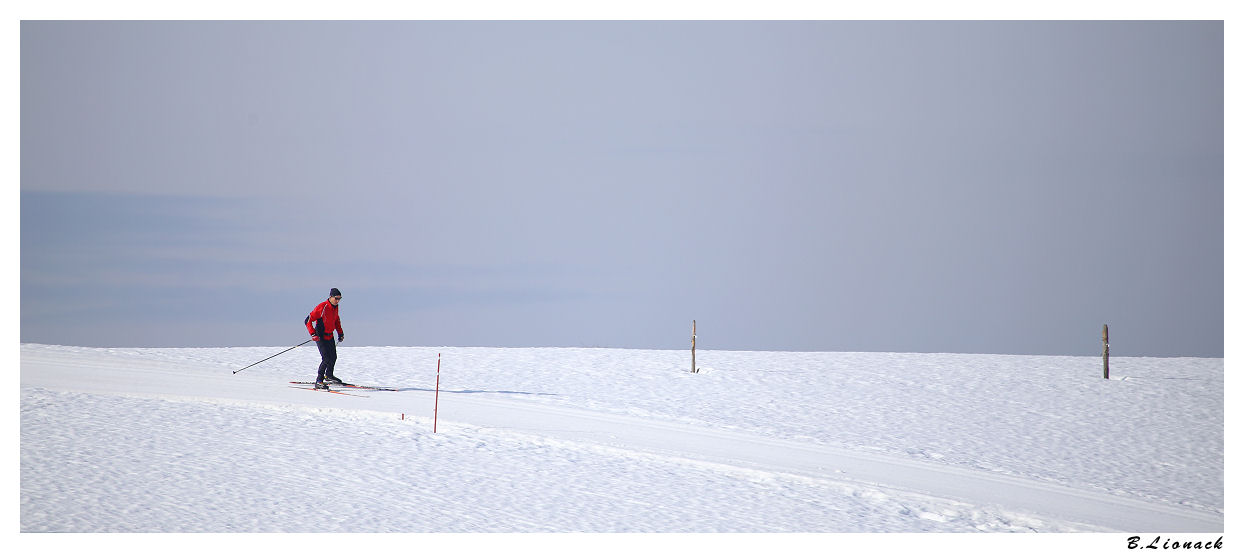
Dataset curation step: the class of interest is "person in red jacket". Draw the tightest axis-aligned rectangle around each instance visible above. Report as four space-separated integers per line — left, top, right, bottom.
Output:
306 288 345 388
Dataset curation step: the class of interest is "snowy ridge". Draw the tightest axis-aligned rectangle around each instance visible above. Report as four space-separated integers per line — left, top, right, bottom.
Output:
20 344 1222 532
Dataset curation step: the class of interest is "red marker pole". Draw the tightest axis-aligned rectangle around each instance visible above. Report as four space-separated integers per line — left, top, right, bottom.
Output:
433 353 441 433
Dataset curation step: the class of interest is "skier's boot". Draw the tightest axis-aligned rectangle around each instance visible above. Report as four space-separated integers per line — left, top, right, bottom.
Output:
325 374 344 385
314 380 329 390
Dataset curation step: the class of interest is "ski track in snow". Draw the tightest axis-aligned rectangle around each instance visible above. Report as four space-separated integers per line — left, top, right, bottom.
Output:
19 344 1223 532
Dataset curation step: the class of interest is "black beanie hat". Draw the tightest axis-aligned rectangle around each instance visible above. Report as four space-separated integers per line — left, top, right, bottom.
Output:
329 288 342 298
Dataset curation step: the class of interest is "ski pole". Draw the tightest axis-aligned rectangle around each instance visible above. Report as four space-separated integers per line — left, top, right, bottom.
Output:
233 339 313 374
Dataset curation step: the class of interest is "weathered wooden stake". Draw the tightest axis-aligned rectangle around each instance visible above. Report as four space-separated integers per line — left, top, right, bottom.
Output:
1102 324 1110 379
434 353 441 432
691 320 697 374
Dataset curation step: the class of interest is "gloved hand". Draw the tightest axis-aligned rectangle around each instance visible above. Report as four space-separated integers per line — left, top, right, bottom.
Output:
337 334 345 343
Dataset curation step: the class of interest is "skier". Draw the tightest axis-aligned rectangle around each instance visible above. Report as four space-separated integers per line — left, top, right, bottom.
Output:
306 288 345 389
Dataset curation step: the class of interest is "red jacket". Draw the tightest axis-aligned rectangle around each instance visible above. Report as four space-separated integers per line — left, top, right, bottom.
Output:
306 300 343 341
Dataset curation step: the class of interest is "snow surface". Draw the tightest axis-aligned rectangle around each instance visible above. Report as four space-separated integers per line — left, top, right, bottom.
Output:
20 343 1222 533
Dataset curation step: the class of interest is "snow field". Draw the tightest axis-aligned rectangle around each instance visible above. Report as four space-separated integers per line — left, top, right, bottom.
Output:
21 386 1093 532
19 344 1223 533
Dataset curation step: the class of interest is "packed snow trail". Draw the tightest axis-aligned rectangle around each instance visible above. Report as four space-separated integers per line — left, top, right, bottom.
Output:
21 344 1222 532
432 393 1221 532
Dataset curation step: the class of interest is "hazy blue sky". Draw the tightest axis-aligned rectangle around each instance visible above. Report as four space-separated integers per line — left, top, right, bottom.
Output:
20 21 1223 356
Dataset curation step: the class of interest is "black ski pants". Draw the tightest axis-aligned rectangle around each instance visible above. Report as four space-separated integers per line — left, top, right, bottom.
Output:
316 338 337 381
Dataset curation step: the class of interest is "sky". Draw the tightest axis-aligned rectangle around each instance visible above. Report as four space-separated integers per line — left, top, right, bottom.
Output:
19 20 1225 356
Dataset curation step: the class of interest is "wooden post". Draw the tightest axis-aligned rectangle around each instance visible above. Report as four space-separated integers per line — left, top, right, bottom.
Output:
434 353 441 432
1102 324 1110 379
691 320 697 374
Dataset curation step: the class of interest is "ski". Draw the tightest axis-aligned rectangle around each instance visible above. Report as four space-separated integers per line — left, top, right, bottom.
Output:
288 385 369 398
289 381 399 391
